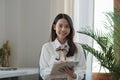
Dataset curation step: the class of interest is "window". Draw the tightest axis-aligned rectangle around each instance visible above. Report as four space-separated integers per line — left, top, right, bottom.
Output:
92 0 113 72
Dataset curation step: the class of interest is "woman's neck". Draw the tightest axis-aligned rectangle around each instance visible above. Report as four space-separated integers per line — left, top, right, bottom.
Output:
57 38 67 44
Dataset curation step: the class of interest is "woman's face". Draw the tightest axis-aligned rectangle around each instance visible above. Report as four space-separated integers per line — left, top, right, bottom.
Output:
54 18 70 41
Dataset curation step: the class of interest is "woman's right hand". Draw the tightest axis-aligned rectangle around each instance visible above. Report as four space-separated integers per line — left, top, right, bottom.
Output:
59 66 77 79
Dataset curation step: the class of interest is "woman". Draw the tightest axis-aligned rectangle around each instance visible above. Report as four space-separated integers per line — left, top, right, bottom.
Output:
39 13 86 80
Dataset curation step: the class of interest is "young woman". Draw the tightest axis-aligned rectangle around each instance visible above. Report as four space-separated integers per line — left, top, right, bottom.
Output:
39 13 86 80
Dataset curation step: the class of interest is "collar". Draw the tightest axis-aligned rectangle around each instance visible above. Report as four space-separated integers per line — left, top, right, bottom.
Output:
53 38 69 50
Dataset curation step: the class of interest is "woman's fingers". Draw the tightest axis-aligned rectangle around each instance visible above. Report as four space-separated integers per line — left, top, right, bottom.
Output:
59 66 74 73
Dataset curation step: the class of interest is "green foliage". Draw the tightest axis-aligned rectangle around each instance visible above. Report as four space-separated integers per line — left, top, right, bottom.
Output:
0 40 11 65
0 48 3 64
77 10 120 76
0 48 3 57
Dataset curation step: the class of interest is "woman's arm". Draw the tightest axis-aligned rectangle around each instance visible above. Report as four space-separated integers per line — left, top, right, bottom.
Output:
73 44 86 80
39 44 51 80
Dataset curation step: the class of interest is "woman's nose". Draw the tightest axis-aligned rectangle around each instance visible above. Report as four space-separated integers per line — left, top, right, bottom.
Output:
61 27 66 31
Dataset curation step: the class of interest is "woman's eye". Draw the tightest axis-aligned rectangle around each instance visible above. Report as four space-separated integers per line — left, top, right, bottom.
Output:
59 24 63 27
58 24 69 28
65 25 69 28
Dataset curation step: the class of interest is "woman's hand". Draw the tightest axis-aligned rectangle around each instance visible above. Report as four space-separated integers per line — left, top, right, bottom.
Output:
59 66 77 79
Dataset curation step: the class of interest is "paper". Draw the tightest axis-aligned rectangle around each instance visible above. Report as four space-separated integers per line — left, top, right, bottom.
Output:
50 61 79 75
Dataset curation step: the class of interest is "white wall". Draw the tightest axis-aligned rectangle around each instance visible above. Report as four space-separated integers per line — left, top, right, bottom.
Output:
50 0 74 24
4 0 50 68
0 0 50 79
50 0 65 24
0 0 6 46
19 0 50 67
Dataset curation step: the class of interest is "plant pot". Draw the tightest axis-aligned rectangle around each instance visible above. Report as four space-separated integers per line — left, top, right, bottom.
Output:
111 72 120 80
92 73 112 80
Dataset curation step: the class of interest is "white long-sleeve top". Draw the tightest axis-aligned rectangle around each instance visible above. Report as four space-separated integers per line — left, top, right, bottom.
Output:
39 39 86 80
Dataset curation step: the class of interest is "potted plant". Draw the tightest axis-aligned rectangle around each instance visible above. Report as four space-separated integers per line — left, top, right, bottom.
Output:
0 40 11 67
0 48 3 66
77 10 120 80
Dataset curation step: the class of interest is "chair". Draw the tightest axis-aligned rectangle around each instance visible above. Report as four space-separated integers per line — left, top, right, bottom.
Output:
82 49 87 80
39 75 43 80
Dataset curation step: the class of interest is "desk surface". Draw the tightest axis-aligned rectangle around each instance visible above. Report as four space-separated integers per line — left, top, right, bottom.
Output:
0 68 39 78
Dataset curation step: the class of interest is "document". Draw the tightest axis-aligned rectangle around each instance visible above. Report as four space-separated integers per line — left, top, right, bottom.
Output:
50 61 79 75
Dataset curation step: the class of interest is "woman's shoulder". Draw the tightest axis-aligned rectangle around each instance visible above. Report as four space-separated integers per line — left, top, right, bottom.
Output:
42 42 53 48
74 42 83 52
74 42 85 57
74 42 82 48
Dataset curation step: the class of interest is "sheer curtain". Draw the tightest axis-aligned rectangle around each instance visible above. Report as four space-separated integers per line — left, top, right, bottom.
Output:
74 0 94 80
50 0 74 25
50 0 94 80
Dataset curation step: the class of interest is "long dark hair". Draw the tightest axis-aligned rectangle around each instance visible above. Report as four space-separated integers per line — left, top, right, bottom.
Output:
50 13 77 57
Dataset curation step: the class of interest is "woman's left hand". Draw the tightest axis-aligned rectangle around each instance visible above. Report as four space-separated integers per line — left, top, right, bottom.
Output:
59 66 76 79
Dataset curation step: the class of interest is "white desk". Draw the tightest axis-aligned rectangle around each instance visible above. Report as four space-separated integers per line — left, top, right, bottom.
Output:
0 68 39 78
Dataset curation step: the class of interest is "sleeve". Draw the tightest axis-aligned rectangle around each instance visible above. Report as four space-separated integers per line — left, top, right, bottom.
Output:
73 44 86 80
39 44 52 80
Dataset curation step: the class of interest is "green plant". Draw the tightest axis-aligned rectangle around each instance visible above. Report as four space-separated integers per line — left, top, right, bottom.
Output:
0 48 3 64
77 10 120 79
0 40 11 66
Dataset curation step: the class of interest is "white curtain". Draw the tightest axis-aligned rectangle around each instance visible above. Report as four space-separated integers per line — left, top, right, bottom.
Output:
50 0 94 80
74 0 94 80
50 0 74 25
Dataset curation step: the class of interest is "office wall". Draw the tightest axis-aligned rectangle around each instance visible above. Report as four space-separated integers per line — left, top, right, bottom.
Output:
0 0 6 47
2 0 50 79
4 0 50 68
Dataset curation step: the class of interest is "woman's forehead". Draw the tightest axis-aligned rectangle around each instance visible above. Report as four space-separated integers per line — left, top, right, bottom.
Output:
57 18 69 25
